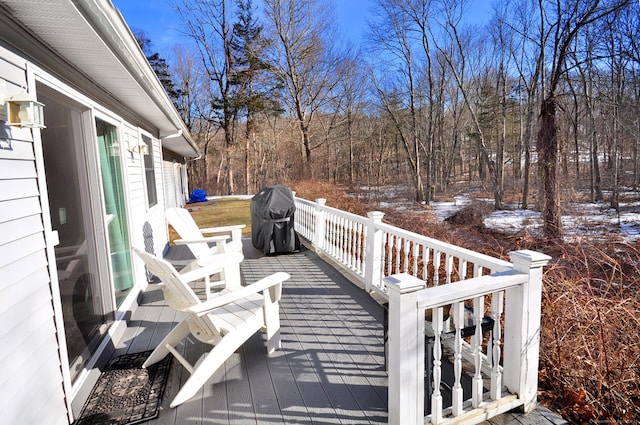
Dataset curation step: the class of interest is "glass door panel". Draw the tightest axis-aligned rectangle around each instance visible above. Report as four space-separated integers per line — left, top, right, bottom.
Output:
95 119 133 306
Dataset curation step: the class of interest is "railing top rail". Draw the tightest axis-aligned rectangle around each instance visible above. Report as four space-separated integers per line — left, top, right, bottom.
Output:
411 270 527 310
295 195 512 272
294 197 370 225
322 204 370 224
293 197 315 207
376 221 513 272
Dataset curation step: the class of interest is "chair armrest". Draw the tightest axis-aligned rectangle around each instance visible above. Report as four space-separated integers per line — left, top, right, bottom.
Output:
178 252 243 282
199 224 246 235
195 251 244 267
187 272 290 316
174 235 229 245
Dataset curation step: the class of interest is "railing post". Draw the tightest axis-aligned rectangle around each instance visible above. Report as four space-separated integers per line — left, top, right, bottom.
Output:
313 198 326 253
385 273 426 425
503 249 551 412
364 211 385 292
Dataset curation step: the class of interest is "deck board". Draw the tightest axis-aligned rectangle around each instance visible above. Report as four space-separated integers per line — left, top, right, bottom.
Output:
114 239 566 425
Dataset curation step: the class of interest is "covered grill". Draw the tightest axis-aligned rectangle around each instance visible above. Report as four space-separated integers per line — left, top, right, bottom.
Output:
251 185 300 254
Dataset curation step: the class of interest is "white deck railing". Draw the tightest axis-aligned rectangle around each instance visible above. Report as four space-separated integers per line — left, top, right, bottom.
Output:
294 197 551 425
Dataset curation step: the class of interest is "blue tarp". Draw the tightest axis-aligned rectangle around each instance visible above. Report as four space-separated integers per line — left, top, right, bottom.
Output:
188 189 207 204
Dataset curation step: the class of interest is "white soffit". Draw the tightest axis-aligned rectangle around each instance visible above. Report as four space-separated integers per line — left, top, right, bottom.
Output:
0 0 198 157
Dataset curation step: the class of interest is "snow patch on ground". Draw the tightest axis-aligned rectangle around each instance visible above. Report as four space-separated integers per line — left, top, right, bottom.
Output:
429 197 640 243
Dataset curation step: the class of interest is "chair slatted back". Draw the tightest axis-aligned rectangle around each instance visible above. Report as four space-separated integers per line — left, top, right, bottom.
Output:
166 208 211 258
134 248 201 311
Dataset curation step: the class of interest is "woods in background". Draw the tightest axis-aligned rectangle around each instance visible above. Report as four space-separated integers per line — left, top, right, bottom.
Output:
141 0 637 239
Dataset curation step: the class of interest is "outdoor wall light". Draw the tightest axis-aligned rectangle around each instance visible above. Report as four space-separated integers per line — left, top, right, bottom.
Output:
5 91 45 129
128 140 149 155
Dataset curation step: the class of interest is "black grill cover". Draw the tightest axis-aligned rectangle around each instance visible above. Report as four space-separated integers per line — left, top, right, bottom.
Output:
251 185 301 254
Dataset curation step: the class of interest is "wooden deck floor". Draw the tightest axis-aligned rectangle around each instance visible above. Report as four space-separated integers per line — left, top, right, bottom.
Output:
113 240 566 425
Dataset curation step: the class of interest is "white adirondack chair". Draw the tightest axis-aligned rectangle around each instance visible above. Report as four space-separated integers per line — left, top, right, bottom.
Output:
166 207 246 296
133 247 289 408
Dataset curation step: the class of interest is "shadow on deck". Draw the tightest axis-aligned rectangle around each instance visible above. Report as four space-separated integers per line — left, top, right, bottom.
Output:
114 239 566 425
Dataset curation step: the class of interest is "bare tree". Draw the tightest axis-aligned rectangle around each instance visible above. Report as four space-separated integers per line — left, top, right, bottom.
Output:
369 0 429 203
176 0 240 195
333 53 369 185
171 44 220 191
535 0 630 239
263 0 343 166
505 0 544 210
397 0 440 203
435 0 505 209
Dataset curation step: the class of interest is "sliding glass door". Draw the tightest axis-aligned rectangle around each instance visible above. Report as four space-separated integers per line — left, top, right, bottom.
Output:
39 86 113 382
39 84 135 382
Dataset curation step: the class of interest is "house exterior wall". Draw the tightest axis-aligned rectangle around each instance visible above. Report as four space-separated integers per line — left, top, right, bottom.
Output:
122 125 168 260
162 148 189 209
0 40 189 424
0 48 70 425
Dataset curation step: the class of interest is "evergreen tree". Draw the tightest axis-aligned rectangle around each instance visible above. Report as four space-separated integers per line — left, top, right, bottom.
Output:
133 30 181 107
232 0 281 117
232 0 281 192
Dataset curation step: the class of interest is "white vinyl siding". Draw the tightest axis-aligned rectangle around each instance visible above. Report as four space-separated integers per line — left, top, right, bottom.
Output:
123 129 168 267
146 137 168 259
0 48 68 425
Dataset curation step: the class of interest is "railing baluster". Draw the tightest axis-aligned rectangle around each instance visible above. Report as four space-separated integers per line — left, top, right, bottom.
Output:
431 306 444 423
339 215 345 263
348 220 354 269
452 301 464 416
491 291 504 400
472 296 485 407
361 223 366 275
460 259 468 282
395 236 401 275
403 239 410 273
351 221 356 272
433 251 441 286
384 232 391 276
412 242 419 276
445 254 453 284
423 247 430 282
333 215 340 258
356 222 360 272
342 216 348 264
474 263 482 278
327 213 333 255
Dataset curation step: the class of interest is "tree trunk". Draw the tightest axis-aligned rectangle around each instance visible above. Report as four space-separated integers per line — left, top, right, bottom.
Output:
537 96 561 239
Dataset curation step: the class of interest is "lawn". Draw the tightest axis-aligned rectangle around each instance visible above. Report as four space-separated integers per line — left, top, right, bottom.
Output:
168 198 253 243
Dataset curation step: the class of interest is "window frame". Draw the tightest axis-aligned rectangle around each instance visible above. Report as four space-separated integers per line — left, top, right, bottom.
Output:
142 134 158 208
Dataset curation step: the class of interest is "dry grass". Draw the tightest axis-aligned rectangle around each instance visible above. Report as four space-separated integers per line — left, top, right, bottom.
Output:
537 241 640 423
168 198 252 243
290 180 371 216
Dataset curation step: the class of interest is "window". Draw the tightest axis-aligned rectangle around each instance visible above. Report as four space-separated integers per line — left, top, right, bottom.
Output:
143 135 157 207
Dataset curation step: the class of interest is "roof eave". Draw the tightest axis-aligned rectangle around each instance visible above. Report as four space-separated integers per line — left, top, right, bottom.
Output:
76 0 199 157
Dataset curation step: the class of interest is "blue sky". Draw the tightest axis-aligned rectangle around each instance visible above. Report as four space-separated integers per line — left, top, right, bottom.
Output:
112 0 493 56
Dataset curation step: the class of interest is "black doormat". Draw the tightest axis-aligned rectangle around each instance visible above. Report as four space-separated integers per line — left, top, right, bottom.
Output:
74 350 171 425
